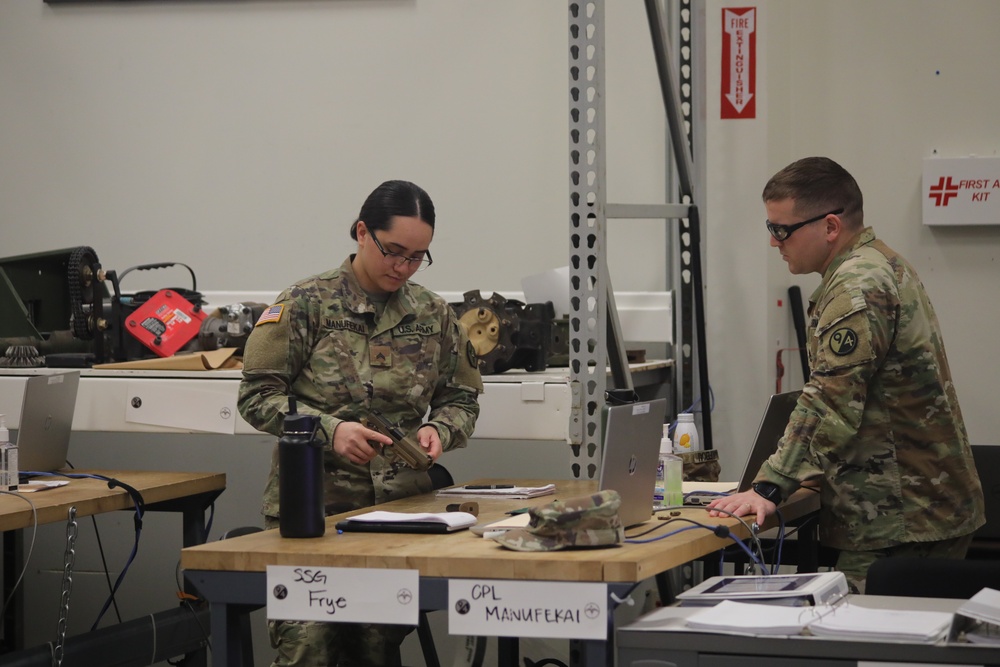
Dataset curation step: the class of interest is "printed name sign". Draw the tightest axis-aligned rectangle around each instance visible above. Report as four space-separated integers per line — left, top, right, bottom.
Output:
266 566 418 625
448 579 607 640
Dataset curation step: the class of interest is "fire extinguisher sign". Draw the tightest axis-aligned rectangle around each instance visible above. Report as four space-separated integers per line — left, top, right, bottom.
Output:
721 7 756 119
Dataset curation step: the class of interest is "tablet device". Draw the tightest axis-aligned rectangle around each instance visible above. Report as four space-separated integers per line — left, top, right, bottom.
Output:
336 520 460 534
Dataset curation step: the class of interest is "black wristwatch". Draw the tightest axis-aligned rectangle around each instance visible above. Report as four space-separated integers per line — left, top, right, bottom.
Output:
752 481 783 504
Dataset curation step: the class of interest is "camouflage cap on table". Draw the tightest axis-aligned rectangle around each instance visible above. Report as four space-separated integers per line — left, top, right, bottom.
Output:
492 489 624 552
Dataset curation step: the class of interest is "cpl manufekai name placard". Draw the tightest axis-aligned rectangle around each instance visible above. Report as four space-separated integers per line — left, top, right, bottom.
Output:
448 579 607 639
267 566 418 625
923 156 1000 226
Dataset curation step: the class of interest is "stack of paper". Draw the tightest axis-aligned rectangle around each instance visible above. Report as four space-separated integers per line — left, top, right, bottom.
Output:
436 484 556 500
685 600 954 643
953 587 1000 645
807 604 953 643
685 600 810 635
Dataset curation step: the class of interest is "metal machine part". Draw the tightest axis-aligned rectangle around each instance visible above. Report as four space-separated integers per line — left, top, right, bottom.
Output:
198 302 268 353
0 246 109 365
0 249 207 366
451 290 557 375
0 344 45 369
67 246 103 341
107 263 205 362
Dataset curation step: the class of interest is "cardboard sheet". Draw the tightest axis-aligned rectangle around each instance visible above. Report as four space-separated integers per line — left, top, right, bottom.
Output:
92 347 240 371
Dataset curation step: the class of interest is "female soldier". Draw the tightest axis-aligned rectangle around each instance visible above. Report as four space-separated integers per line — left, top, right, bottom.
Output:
238 180 482 666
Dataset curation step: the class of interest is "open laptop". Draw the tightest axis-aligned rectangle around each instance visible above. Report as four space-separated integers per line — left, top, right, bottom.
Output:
598 398 669 527
14 371 81 476
734 389 802 492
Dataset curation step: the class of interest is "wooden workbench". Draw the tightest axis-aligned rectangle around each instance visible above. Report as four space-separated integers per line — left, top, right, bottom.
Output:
182 479 819 667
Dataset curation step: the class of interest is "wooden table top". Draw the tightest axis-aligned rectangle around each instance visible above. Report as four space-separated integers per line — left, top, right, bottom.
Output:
0 469 227 532
181 479 818 584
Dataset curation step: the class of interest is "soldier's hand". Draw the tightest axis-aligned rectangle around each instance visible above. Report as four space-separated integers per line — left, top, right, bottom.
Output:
417 425 443 461
706 489 774 528
333 421 391 465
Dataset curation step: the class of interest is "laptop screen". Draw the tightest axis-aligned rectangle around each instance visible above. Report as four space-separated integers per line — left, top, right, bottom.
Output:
735 390 802 493
15 371 80 474
598 398 668 527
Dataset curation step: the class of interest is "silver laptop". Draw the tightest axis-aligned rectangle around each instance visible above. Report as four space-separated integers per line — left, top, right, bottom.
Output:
15 371 81 475
734 390 802 493
598 398 668 527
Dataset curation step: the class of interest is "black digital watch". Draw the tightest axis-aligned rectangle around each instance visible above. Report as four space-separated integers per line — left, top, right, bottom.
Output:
752 481 783 504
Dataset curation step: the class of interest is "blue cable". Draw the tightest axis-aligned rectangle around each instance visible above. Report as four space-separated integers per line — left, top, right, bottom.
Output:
22 470 145 631
625 520 769 573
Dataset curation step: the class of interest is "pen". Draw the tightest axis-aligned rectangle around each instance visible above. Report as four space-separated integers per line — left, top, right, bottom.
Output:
505 507 531 516
464 484 515 490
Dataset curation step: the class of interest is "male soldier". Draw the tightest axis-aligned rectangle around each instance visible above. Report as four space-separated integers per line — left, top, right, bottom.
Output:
708 157 984 592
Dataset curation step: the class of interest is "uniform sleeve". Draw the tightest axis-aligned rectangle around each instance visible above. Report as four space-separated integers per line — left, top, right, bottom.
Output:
425 307 483 452
237 297 343 444
757 269 897 496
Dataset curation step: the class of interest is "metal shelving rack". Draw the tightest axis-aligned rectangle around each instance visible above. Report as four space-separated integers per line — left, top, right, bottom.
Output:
567 0 709 478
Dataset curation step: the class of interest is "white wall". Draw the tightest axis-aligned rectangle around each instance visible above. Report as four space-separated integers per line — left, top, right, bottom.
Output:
0 1 671 296
705 0 1000 477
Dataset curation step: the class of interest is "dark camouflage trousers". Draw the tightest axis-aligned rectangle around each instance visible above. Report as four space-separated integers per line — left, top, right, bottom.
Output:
835 532 974 594
268 619 411 666
262 516 413 665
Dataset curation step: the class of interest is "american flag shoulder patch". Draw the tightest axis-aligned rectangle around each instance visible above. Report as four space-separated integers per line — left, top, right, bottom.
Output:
255 304 284 326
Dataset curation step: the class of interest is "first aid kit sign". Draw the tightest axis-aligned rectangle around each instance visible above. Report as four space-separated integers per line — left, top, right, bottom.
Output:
923 156 1000 226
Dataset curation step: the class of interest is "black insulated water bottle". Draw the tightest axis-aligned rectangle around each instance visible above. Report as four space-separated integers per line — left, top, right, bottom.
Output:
278 396 325 538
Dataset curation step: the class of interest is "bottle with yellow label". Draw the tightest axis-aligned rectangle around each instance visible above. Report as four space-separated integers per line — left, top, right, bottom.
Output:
671 412 701 454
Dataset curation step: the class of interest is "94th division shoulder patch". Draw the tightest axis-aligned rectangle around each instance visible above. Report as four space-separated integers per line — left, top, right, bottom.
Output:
829 327 858 356
255 304 284 326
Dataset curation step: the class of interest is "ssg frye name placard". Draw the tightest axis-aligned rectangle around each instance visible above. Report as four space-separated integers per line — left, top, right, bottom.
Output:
267 566 418 625
448 579 607 639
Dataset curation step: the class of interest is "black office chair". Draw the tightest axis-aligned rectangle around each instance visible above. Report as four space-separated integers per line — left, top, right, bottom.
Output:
866 556 1000 599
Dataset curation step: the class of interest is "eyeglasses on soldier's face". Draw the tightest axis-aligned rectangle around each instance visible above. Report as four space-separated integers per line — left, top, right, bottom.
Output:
370 231 433 271
765 207 844 242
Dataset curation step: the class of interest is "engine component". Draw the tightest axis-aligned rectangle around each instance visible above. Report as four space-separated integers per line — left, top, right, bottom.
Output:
0 246 110 366
451 290 556 375
105 262 205 362
0 345 44 369
0 250 211 366
67 246 103 341
198 302 268 353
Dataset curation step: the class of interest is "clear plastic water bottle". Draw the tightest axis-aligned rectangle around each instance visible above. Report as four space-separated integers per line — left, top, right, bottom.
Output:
654 425 683 509
0 415 16 491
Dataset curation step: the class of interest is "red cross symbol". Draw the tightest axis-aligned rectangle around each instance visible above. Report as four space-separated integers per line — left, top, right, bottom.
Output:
928 176 959 206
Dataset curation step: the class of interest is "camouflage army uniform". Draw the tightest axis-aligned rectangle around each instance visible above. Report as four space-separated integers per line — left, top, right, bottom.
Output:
756 228 984 573
238 256 482 666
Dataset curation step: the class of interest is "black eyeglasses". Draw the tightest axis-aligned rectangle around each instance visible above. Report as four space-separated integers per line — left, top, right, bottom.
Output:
765 207 844 241
370 232 433 271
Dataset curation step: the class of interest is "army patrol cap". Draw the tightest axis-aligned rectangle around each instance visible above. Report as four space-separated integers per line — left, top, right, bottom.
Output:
492 490 624 552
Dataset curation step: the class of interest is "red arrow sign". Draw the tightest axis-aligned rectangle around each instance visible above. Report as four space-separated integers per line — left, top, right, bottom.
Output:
721 7 756 119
